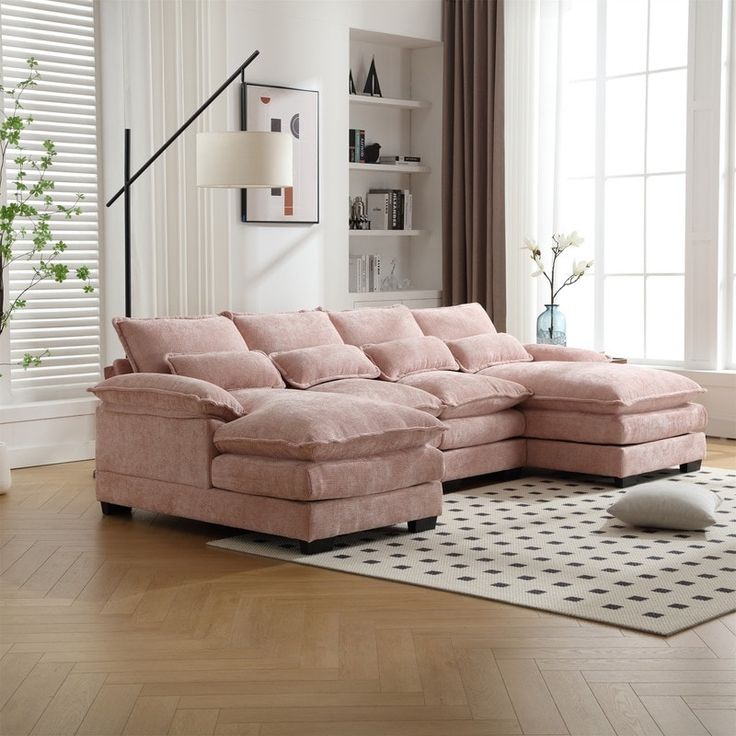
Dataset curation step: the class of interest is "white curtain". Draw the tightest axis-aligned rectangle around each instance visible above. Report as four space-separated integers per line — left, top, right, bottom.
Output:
504 0 562 342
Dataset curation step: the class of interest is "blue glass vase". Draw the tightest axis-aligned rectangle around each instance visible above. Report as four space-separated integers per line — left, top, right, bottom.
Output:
536 304 567 345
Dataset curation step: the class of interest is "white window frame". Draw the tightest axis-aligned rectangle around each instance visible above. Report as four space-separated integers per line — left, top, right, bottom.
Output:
549 0 728 371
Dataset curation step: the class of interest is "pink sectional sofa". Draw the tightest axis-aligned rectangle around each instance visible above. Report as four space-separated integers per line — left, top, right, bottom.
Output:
89 303 707 553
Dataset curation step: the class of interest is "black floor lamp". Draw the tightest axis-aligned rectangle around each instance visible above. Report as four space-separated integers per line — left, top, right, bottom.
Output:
105 50 293 317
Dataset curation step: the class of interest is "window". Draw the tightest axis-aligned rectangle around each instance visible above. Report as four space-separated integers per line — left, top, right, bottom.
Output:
0 0 101 399
554 0 691 364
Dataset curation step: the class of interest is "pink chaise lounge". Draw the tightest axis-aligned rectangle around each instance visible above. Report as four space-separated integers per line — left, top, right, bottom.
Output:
89 303 706 552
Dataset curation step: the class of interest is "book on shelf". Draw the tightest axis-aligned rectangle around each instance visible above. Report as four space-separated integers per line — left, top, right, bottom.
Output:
367 189 413 230
349 253 382 292
348 128 365 163
378 155 421 164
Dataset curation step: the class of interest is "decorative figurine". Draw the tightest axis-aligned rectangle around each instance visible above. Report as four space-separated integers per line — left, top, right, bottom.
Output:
349 70 357 95
364 142 381 163
362 56 382 97
350 196 371 230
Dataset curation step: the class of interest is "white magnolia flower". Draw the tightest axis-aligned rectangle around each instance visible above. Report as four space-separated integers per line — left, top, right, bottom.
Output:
522 237 538 252
572 258 594 276
558 231 584 250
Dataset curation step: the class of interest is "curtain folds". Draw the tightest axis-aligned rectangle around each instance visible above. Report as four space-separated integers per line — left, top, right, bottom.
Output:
442 0 506 329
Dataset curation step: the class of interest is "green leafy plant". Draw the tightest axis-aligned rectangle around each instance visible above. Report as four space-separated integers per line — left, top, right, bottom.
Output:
0 57 93 370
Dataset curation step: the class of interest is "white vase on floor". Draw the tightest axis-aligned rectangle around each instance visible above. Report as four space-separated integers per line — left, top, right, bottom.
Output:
0 442 11 493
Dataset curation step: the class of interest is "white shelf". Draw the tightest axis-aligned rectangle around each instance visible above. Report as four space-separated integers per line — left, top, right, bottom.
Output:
349 162 430 174
349 94 430 110
349 229 425 237
349 289 442 301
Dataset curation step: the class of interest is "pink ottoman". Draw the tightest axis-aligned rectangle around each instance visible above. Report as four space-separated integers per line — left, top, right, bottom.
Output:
484 362 707 487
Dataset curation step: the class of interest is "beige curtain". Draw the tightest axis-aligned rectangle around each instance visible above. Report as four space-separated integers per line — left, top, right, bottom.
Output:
442 0 506 329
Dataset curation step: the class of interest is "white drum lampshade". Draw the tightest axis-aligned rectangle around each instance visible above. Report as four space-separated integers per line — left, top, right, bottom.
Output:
196 131 293 188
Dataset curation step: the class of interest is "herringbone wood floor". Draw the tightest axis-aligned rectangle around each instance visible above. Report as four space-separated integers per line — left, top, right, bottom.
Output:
1 440 735 736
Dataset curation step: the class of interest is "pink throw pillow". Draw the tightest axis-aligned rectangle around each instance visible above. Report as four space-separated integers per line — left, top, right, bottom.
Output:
362 336 459 382
270 344 380 389
411 302 497 339
524 344 609 362
223 309 343 354
113 315 247 374
328 305 423 346
446 333 533 373
166 351 285 390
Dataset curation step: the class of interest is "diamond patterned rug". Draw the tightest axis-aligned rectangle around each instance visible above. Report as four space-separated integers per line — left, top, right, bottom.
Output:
208 467 736 635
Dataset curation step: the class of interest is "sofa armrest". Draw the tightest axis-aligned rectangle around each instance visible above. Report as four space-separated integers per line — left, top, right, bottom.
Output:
523 344 610 363
88 373 244 421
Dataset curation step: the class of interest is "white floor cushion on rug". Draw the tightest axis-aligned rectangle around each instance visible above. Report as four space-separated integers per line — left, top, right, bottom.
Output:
608 481 722 531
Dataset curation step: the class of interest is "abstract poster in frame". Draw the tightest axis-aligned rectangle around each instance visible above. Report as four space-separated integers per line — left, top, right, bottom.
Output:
240 83 319 223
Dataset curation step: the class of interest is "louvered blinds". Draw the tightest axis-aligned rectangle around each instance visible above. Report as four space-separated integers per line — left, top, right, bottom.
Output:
0 0 101 399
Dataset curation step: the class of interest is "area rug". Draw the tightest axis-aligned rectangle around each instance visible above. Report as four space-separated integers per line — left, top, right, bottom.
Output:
208 468 736 635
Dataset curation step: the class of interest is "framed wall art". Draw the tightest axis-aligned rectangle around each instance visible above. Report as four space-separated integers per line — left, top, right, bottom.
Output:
241 83 319 224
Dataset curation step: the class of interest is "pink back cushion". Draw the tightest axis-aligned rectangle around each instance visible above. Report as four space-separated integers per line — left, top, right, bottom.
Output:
328 305 423 346
224 310 343 353
446 333 532 373
412 303 497 339
113 315 247 374
362 336 459 382
166 351 285 390
270 344 380 389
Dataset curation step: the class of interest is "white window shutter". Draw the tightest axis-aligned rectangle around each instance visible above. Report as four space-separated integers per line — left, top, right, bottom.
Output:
0 0 101 399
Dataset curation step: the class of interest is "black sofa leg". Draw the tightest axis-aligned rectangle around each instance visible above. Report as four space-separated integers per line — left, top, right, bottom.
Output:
408 516 437 533
680 460 702 473
100 501 131 515
614 476 640 489
299 538 333 555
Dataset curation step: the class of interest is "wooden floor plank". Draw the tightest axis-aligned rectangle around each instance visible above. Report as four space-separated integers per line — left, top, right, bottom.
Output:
589 682 664 736
542 670 615 736
122 695 179 735
639 696 709 736
30 672 106 735
496 659 568 735
77 683 143 736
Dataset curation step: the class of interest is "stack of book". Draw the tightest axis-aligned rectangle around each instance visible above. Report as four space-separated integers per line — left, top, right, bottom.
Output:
349 253 382 293
348 129 365 163
366 189 413 230
378 155 421 165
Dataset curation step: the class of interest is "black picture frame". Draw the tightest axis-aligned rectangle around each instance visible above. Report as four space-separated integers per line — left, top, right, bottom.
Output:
240 82 319 224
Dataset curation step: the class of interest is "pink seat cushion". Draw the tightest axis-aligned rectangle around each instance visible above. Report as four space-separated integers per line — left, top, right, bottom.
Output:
307 378 443 417
399 371 531 419
328 304 423 346
213 390 446 461
412 302 497 339
362 336 459 381
523 403 707 445
270 344 379 389
446 333 532 373
224 310 343 353
440 410 526 450
211 445 444 501
113 316 247 374
166 351 285 390
484 362 705 414
524 344 609 362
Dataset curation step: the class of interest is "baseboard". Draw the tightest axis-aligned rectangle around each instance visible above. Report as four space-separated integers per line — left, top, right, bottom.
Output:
9 440 96 469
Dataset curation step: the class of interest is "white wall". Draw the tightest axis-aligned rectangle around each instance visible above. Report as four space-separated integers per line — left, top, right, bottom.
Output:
99 0 442 360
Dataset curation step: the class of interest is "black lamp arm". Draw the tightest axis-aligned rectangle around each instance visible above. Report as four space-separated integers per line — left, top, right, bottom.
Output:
105 49 260 208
